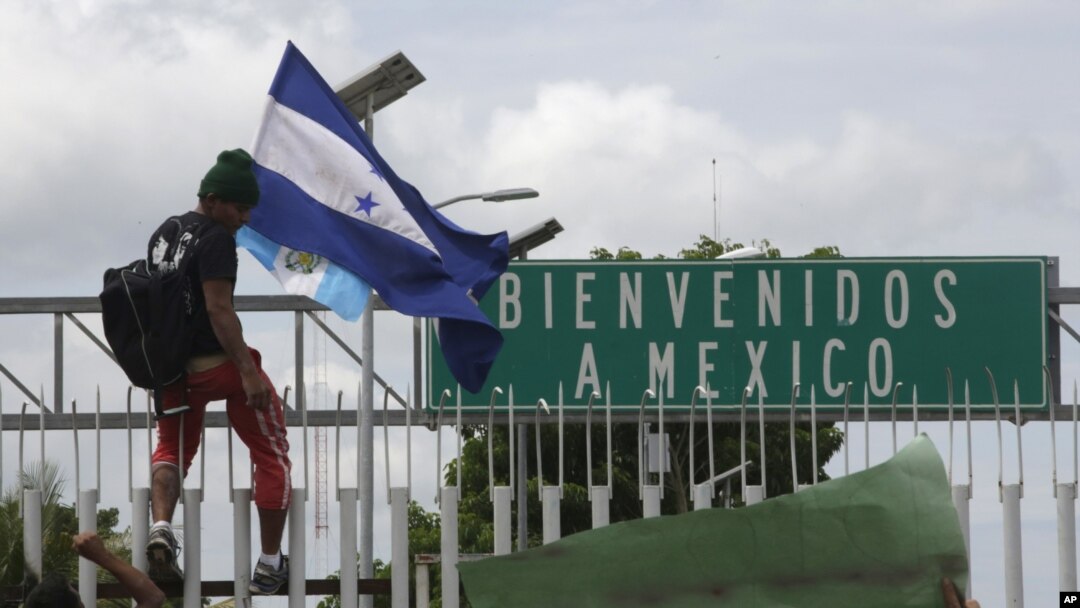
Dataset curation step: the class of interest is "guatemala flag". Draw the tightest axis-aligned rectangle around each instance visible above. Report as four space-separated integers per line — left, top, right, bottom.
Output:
237 226 370 321
241 41 509 392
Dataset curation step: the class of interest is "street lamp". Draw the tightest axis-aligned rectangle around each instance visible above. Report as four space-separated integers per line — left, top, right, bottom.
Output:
433 187 540 209
334 52 425 608
508 217 564 260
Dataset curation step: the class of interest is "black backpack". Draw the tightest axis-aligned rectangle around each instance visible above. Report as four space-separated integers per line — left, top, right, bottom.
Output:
100 218 207 418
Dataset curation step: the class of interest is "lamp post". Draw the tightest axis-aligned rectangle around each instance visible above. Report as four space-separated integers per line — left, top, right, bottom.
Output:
434 188 539 209
335 51 424 608
414 188 541 414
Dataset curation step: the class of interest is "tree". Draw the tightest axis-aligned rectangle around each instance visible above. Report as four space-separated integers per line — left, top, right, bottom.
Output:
0 461 190 607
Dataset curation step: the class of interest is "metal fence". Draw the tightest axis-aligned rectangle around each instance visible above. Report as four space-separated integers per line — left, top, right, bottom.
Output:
4 295 1080 607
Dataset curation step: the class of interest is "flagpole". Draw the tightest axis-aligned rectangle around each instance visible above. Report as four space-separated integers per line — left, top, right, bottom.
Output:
359 93 376 608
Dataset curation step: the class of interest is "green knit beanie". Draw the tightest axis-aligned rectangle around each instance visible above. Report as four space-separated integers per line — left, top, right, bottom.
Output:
198 149 260 206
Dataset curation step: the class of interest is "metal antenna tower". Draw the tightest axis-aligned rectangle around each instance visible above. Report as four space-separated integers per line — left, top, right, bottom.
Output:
313 311 330 577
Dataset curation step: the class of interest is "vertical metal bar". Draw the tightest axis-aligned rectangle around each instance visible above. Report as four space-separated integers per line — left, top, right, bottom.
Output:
558 384 564 498
96 387 101 495
487 387 504 502
0 385 3 496
1050 368 1059 497
516 419 527 549
132 487 150 573
843 382 850 476
413 317 422 410
864 383 870 470
586 392 595 495
54 313 63 413
408 385 413 501
810 385 818 485
911 385 919 437
535 399 548 497
435 390 449 503
1058 483 1077 592
78 488 98 607
637 389 658 515
147 392 153 490
693 483 711 511
642 486 661 518
758 391 766 499
947 369 955 486
988 368 1003 501
18 401 26 517
508 386 515 501
39 386 44 487
637 390 654 501
1002 483 1024 606
199 426 205 500
590 486 611 527
972 382 980 496
457 387 462 491
233 488 252 604
689 386 702 504
890 383 903 455
182 488 201 608
440 486 460 608
789 383 800 493
542 485 561 544
72 399 80 501
493 486 513 554
416 564 430 608
391 487 411 606
360 300 375 608
1014 380 1024 497
707 385 715 488
658 389 665 499
385 389 393 502
288 487 306 608
23 489 42 583
295 311 304 412
951 484 971 577
340 487 359 608
606 383 613 493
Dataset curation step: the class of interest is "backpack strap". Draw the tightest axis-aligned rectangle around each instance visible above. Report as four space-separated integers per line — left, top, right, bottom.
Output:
149 217 213 419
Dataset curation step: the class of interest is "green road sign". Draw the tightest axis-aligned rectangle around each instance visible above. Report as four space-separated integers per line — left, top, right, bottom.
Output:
428 257 1049 411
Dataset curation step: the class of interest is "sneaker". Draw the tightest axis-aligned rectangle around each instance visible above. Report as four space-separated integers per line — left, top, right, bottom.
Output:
249 554 289 595
146 525 183 582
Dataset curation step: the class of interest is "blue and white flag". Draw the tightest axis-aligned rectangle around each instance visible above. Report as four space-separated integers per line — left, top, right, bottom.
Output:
243 41 508 393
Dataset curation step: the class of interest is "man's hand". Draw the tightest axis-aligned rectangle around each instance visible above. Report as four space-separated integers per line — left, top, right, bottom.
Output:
72 531 110 565
242 369 272 410
204 277 267 410
73 529 166 607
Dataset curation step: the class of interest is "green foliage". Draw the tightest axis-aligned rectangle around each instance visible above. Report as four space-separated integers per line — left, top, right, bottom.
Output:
594 235 838 261
588 246 644 261
318 502 446 608
0 462 182 607
0 461 79 589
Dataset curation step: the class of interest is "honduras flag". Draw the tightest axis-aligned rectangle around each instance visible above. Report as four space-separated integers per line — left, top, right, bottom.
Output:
242 42 509 392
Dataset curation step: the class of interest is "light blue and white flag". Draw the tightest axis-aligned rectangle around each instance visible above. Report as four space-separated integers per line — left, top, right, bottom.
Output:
242 42 508 393
237 226 370 322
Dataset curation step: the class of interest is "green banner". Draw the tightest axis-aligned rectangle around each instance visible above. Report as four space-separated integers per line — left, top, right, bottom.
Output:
460 435 969 608
429 257 1048 411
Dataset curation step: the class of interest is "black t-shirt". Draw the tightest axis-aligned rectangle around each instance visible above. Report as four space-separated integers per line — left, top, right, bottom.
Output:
147 211 237 356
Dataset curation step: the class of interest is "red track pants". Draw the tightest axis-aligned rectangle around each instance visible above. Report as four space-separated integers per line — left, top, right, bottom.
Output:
152 348 292 511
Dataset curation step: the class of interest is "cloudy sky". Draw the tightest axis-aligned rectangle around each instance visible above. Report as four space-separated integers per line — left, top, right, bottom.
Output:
2 0 1080 606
